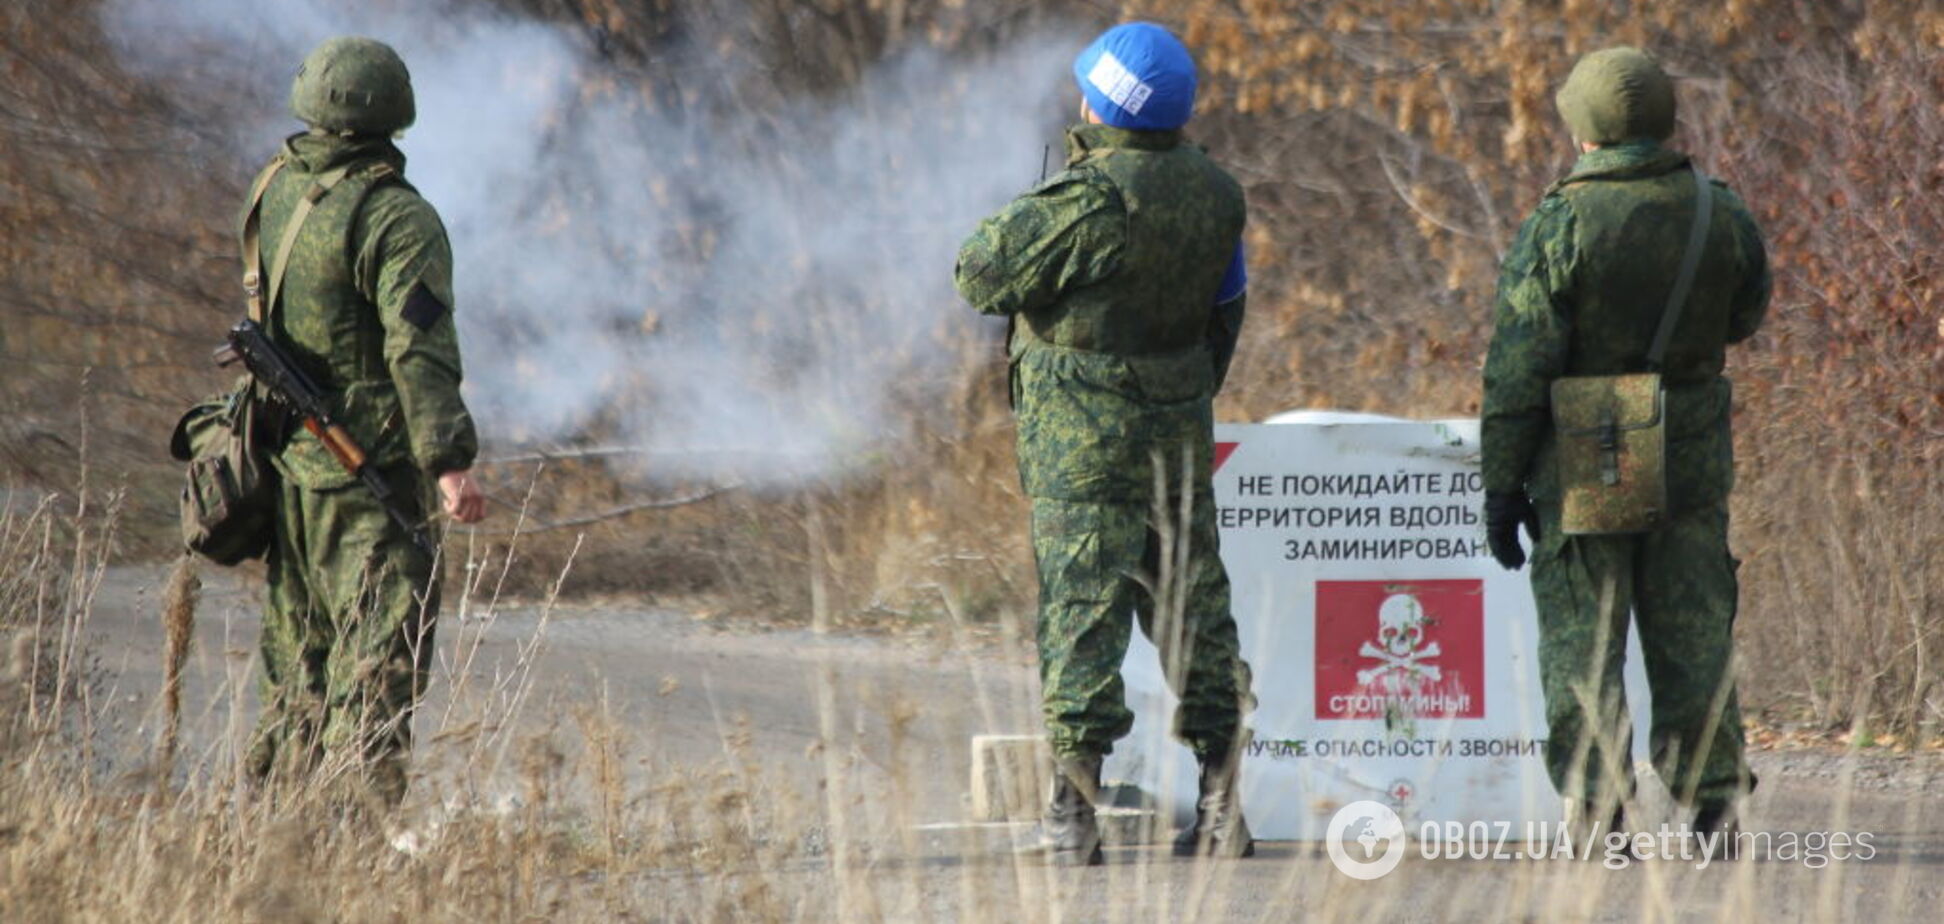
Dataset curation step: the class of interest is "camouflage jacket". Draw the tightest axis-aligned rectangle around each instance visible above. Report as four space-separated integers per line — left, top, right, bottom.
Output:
955 123 1246 501
246 132 477 489
1481 141 1770 510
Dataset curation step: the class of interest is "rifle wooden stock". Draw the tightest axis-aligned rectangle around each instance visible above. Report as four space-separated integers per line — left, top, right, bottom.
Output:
224 318 435 558
304 418 369 472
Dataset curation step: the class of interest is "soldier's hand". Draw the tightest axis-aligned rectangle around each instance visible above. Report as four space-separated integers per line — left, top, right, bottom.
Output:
1484 491 1541 571
438 469 488 524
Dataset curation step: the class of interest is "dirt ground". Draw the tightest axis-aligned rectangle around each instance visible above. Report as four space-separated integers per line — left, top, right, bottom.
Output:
82 563 1944 922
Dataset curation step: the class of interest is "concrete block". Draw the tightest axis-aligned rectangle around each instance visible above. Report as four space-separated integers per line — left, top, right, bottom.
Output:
1096 806 1164 845
970 734 1049 822
1096 783 1165 843
912 820 1032 857
912 807 1163 860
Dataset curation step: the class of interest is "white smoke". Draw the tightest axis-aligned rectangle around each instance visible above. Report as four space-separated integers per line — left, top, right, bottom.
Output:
99 0 1080 483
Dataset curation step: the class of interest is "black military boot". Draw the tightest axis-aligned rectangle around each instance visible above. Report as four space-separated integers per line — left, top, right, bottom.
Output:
1173 753 1255 858
1563 798 1626 860
1692 800 1741 861
1031 756 1104 867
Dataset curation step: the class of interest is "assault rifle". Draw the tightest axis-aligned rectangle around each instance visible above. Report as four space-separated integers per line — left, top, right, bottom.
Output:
215 319 437 558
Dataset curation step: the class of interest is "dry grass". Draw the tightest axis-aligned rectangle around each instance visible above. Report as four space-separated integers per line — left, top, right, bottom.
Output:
2 483 1940 923
3 3 1943 917
8 0 1938 741
0 488 925 920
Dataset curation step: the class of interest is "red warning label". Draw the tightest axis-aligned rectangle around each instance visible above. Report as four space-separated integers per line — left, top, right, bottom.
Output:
1314 580 1485 720
1213 441 1239 473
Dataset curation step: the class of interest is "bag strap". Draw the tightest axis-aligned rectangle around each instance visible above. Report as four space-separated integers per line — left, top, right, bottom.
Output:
239 156 287 322
1646 168 1714 370
261 163 357 321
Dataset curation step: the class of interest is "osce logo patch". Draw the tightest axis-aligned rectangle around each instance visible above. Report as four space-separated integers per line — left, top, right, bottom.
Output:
1085 50 1154 115
1314 579 1485 720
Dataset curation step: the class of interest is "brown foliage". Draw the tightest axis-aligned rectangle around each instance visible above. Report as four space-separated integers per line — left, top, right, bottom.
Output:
0 2 238 550
4 0 1943 735
1131 0 1944 735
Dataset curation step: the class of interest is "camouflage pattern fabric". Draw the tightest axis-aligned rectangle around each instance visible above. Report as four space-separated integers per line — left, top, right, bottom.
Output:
253 132 476 488
1527 497 1750 807
1554 47 1676 146
957 123 1246 502
1482 141 1768 504
1480 139 1770 810
956 122 1253 761
248 466 437 806
289 37 416 136
1550 372 1666 534
243 131 475 805
1032 494 1254 760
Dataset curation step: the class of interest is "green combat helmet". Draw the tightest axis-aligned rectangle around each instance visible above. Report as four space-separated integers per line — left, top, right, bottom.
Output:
289 36 415 136
1554 46 1675 145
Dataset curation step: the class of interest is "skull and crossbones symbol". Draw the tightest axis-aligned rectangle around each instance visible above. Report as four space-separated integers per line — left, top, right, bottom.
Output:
1356 593 1441 686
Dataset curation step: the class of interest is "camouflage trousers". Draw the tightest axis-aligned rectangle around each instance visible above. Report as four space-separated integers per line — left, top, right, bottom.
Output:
1029 492 1254 761
1529 496 1754 810
249 467 438 807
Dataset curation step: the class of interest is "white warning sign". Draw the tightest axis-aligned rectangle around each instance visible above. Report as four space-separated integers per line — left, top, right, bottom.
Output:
1106 416 1652 840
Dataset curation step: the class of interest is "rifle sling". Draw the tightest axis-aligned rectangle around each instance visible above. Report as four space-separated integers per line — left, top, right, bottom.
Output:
1646 168 1714 370
262 164 356 323
239 157 286 323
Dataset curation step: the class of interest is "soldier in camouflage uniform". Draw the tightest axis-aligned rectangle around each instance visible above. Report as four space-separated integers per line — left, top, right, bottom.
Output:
243 37 486 807
1481 47 1769 837
955 22 1256 865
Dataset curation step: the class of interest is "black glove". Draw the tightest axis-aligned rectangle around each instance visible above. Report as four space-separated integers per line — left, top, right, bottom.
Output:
1484 491 1542 571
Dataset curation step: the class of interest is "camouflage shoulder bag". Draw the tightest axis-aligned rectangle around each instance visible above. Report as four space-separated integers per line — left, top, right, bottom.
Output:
172 157 357 563
171 157 289 564
1550 169 1712 535
171 377 278 565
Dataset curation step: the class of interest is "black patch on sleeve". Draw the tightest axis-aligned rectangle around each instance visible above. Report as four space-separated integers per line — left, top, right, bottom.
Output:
400 282 449 331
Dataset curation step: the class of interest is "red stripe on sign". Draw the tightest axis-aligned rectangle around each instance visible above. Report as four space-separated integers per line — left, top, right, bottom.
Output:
1213 442 1239 473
